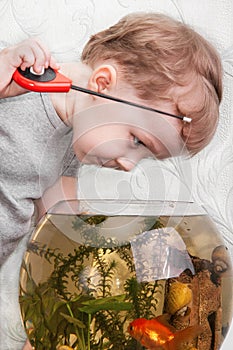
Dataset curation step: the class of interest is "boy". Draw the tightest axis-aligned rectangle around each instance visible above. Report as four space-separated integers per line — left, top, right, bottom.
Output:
0 12 222 350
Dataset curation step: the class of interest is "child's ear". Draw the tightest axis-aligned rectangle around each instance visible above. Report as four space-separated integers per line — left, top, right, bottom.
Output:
88 65 117 94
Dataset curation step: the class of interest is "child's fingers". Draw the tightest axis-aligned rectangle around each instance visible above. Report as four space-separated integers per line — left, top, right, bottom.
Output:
19 49 41 72
31 38 60 71
32 37 52 70
49 56 60 70
18 38 59 73
21 38 50 73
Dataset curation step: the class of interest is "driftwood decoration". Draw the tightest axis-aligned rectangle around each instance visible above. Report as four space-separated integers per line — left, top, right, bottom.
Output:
163 250 227 350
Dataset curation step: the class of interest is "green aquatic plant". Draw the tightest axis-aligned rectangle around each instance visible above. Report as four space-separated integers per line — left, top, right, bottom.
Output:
20 259 133 350
20 215 165 349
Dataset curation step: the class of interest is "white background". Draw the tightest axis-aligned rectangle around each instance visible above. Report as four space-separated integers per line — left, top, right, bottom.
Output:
0 0 232 348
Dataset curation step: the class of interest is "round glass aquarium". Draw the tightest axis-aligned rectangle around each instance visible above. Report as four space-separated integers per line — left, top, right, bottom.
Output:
19 200 233 350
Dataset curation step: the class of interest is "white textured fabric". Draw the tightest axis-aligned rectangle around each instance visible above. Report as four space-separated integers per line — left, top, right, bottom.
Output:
0 92 79 349
0 1 232 348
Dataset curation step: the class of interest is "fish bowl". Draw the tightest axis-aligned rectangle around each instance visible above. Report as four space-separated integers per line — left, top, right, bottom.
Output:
19 199 233 350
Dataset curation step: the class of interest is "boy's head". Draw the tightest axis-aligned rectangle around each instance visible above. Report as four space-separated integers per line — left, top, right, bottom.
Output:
81 12 222 157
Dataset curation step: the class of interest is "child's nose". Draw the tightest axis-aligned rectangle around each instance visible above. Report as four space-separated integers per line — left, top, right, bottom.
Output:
115 158 136 171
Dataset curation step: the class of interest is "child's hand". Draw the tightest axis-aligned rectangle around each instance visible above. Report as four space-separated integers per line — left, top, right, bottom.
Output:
0 37 59 98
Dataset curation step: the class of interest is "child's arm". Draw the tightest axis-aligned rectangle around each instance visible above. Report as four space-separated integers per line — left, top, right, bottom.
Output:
35 176 77 220
0 37 59 98
22 340 33 350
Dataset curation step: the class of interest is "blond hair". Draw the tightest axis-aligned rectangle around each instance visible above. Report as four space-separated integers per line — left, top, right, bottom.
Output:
81 13 222 155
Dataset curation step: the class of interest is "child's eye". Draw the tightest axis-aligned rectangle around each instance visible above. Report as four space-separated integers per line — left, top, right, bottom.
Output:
133 136 145 147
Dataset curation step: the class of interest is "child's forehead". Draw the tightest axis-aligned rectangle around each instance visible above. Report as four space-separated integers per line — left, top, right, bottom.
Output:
77 102 179 125
75 103 185 156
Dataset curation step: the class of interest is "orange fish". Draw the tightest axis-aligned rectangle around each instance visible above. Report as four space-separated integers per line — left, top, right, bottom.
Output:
128 314 202 350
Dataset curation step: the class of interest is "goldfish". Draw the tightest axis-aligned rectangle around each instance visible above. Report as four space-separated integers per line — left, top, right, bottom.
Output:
128 314 202 350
